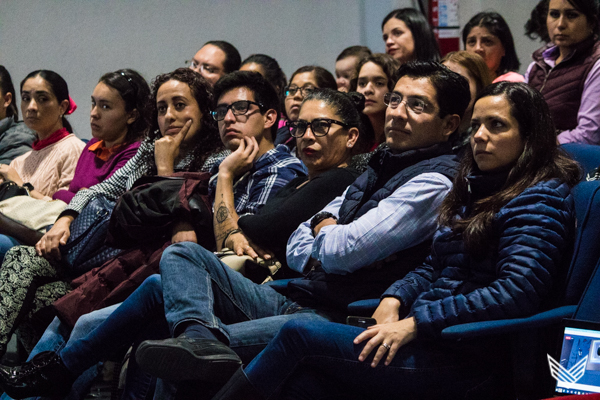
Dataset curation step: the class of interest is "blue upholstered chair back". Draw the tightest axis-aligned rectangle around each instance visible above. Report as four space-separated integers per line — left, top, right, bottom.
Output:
562 143 600 177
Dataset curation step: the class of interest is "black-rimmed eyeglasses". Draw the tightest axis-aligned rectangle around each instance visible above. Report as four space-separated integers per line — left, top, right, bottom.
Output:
289 118 349 138
211 100 264 121
383 92 428 114
285 86 316 97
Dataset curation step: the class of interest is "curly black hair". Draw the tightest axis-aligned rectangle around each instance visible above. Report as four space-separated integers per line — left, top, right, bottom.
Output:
150 68 224 171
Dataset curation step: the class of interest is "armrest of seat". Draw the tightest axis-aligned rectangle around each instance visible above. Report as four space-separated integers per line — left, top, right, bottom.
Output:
440 305 577 340
263 278 293 295
347 299 380 316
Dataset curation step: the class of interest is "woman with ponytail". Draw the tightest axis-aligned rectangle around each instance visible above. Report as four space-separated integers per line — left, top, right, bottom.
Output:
0 88 367 399
0 70 85 200
0 69 151 260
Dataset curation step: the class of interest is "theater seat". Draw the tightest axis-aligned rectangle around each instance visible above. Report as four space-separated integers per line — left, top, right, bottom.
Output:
440 179 600 398
562 143 600 176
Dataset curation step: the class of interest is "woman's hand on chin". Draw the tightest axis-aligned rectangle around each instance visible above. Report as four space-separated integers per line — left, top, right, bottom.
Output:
354 316 417 367
155 120 192 176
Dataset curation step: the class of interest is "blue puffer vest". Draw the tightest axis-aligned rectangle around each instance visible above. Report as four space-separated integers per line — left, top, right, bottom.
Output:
288 142 460 313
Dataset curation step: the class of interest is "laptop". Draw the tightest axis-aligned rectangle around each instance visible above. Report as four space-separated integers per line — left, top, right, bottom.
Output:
553 319 600 395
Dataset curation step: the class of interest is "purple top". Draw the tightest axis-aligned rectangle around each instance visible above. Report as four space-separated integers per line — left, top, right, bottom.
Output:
52 138 141 204
525 45 600 144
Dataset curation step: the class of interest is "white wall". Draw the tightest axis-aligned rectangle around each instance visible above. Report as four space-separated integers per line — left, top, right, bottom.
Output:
0 0 544 139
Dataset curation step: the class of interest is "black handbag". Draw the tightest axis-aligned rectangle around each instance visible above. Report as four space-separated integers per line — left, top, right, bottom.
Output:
106 172 215 251
59 196 122 278
0 181 29 201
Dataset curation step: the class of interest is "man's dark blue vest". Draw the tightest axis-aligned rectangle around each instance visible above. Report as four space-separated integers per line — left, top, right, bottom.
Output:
288 142 460 314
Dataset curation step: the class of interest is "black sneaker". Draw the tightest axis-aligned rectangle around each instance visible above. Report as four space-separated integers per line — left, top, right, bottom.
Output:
135 334 242 382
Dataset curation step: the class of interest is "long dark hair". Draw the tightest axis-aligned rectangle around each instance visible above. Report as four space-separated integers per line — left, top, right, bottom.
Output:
438 82 581 255
0 66 18 121
98 69 151 144
462 12 520 76
150 68 223 171
20 70 73 132
525 0 551 42
382 8 440 62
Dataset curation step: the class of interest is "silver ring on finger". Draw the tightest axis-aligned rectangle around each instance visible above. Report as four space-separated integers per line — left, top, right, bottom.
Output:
381 343 391 351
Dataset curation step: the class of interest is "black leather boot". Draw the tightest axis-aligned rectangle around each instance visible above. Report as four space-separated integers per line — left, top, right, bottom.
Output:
211 367 263 400
0 351 75 398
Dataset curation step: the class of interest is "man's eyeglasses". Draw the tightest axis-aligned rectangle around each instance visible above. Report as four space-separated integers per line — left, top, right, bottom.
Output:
384 92 428 114
285 86 316 97
289 118 349 138
211 100 264 121
185 60 220 74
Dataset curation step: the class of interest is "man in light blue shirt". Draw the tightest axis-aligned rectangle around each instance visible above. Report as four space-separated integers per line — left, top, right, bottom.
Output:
3 62 471 395
130 62 472 386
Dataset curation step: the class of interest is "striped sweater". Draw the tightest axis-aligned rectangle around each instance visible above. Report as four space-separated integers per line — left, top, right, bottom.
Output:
66 136 227 215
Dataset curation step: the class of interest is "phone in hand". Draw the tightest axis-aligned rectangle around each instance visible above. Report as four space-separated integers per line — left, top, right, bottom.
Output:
346 316 377 328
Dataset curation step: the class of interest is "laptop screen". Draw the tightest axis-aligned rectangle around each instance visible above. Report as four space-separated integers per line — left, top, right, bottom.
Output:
554 320 600 395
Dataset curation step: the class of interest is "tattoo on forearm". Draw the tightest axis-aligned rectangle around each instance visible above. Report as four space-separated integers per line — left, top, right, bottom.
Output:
216 202 229 224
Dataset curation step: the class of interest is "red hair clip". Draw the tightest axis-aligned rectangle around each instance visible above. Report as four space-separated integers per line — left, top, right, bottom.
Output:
65 96 77 115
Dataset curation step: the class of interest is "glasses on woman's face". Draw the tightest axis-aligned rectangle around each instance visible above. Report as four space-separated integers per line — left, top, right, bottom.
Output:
211 100 263 121
285 85 316 98
383 92 428 114
289 118 349 138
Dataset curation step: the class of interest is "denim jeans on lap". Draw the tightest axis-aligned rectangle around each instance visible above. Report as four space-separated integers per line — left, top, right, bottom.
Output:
60 275 167 375
244 319 511 400
160 242 331 350
0 234 20 263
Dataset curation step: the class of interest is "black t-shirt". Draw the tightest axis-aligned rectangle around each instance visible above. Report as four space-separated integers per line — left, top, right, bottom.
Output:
238 167 360 275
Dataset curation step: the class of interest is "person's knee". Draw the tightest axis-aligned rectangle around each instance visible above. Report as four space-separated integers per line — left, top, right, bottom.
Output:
278 319 326 347
161 242 215 272
72 309 110 339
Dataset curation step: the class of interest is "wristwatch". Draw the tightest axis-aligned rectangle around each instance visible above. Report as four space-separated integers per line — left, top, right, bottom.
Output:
22 182 34 192
310 212 337 236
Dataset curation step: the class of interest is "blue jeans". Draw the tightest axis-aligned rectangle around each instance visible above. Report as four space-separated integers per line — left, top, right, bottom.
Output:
244 320 511 400
160 242 331 358
0 234 20 263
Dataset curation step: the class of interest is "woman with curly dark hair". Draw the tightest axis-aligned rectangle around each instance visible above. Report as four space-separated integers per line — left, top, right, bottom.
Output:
0 68 225 359
36 68 225 260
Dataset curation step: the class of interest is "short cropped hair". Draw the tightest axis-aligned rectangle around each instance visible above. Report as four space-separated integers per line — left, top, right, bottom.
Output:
213 71 281 139
336 46 372 62
396 61 470 122
204 40 241 73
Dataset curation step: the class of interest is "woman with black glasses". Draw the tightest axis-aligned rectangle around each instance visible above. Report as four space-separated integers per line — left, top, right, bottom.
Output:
275 66 337 152
0 88 370 399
